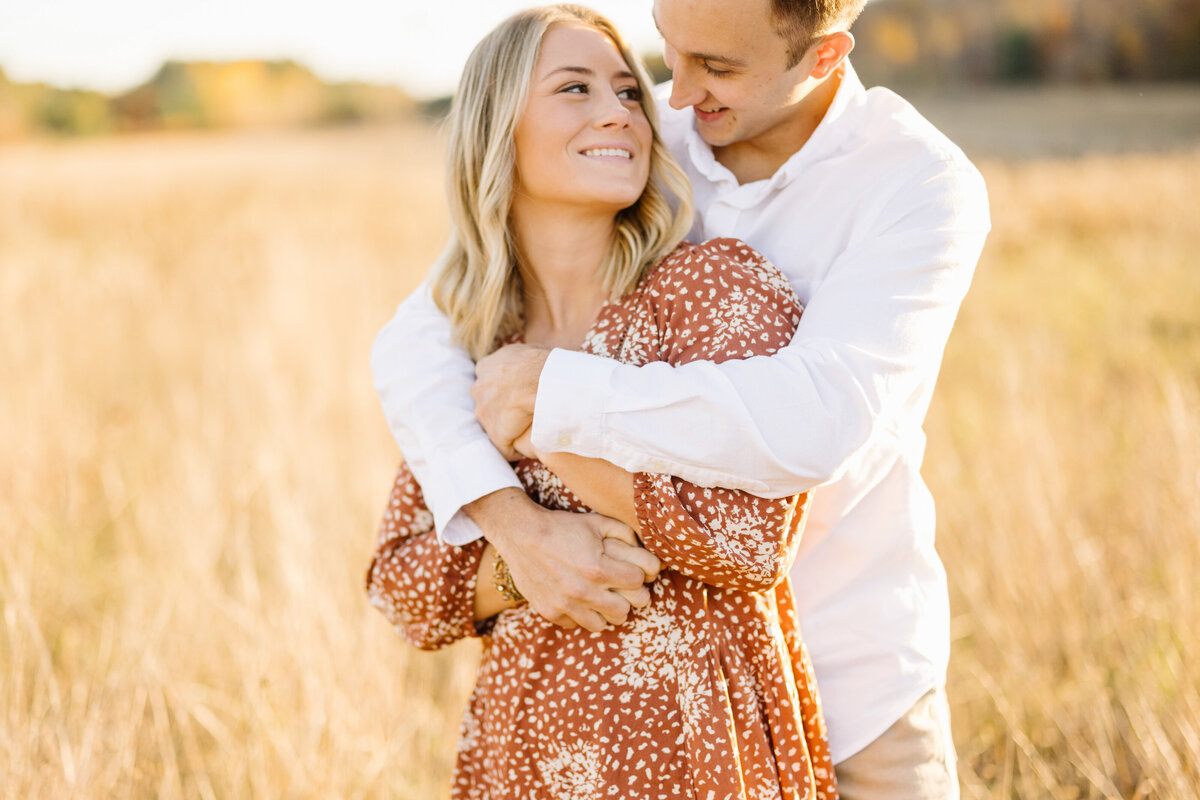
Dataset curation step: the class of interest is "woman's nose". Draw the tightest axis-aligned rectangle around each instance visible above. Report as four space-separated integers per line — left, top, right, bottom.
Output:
595 89 633 128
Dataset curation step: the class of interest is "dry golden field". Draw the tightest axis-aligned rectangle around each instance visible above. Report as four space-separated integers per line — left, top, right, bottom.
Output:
1 122 1197 798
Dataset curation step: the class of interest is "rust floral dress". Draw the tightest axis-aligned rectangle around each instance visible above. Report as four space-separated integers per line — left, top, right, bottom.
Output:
367 239 838 800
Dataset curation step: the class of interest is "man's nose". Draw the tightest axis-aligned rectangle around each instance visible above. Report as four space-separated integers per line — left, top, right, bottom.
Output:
667 60 703 110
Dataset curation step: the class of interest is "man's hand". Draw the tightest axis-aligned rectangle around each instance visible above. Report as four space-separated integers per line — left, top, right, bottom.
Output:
466 488 661 632
472 344 551 461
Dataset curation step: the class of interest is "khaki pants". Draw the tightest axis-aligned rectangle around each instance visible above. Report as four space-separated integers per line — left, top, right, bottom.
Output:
834 686 959 800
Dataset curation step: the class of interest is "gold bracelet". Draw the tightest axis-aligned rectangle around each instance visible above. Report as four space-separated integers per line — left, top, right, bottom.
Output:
492 553 525 603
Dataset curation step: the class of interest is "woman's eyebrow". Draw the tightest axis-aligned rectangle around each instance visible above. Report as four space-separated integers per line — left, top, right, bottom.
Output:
542 65 637 80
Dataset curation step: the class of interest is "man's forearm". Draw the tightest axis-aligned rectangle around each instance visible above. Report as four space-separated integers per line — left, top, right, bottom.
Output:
531 346 872 497
531 233 990 495
522 164 989 497
463 488 536 550
371 283 521 538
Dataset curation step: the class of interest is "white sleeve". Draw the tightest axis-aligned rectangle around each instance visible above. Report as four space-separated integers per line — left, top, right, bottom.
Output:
531 161 991 496
370 282 521 544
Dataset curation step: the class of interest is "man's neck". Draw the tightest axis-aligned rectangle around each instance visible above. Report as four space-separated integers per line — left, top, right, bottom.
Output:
714 68 842 185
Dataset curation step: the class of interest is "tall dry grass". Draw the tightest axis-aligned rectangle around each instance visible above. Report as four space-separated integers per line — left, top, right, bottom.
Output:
931 153 1200 798
0 125 1196 798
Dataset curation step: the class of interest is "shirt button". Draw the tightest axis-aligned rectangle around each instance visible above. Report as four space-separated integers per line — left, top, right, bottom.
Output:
557 434 572 447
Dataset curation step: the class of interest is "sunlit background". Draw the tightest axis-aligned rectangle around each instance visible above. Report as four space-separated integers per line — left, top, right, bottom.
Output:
3 0 1199 146
1 1 1198 798
0 0 661 97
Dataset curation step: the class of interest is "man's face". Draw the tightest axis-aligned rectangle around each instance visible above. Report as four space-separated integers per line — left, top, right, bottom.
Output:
653 0 815 152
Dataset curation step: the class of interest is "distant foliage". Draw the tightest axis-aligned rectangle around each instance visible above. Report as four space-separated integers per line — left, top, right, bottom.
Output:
852 0 1200 86
0 60 415 139
2 0 1197 138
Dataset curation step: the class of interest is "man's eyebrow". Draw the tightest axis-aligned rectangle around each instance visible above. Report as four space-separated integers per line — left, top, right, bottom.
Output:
650 17 748 68
690 51 748 68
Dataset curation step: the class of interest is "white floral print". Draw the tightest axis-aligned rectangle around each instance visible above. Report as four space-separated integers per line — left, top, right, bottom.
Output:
367 240 838 800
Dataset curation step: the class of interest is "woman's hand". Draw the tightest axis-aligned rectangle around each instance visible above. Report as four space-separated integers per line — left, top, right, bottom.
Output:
600 525 660 582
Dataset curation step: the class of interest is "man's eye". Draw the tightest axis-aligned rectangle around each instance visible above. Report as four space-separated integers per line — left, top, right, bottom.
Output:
701 61 731 77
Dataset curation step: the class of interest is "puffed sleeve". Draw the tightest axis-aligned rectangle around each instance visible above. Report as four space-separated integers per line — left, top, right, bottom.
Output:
365 461 487 649
631 239 811 593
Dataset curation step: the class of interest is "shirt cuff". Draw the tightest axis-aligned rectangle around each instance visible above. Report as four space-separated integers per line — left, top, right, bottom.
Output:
440 510 486 548
421 437 522 545
531 348 619 455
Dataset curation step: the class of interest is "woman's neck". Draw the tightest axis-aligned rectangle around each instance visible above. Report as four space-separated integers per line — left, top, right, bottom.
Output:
511 202 614 350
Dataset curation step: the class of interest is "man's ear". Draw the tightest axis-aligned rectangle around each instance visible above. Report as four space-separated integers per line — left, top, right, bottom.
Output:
806 31 855 80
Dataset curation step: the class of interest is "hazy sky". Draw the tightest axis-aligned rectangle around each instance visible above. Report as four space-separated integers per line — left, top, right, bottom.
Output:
0 0 664 98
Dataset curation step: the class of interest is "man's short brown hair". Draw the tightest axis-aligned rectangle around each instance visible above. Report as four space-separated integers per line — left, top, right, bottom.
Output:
771 0 867 67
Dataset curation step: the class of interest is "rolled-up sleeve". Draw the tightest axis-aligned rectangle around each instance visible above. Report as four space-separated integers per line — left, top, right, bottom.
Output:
530 161 990 497
370 283 521 543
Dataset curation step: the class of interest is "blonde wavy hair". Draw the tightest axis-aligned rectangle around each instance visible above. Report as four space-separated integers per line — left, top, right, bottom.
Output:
429 4 694 360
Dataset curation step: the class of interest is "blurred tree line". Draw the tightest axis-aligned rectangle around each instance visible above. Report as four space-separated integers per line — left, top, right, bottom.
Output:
0 60 415 139
850 0 1200 85
646 0 1200 86
2 0 1197 138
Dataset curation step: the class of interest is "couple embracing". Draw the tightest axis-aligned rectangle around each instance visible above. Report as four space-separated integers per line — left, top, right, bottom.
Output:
367 1 990 798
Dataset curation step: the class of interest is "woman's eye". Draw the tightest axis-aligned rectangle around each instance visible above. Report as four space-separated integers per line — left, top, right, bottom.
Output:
562 82 588 94
617 86 642 102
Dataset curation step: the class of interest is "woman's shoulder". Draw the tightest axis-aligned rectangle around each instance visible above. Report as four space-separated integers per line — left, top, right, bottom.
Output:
630 238 802 364
642 238 798 308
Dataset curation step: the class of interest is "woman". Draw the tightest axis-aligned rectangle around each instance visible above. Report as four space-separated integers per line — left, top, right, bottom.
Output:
367 6 837 798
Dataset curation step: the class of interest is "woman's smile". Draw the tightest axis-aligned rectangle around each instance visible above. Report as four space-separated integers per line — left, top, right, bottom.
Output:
580 146 634 159
512 23 653 215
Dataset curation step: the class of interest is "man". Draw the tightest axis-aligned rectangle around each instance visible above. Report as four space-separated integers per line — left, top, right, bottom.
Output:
372 0 990 795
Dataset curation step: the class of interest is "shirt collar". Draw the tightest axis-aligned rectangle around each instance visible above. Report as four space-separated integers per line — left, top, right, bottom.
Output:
667 60 868 192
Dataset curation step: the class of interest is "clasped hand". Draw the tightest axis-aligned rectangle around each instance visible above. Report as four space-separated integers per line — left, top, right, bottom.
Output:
469 343 661 632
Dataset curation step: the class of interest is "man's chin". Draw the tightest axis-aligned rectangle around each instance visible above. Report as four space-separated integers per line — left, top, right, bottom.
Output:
695 113 748 149
695 126 737 149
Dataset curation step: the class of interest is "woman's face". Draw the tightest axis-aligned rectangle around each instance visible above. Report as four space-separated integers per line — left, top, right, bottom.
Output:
512 24 653 218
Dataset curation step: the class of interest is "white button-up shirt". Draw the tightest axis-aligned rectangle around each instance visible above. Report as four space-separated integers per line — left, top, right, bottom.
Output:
370 62 991 762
